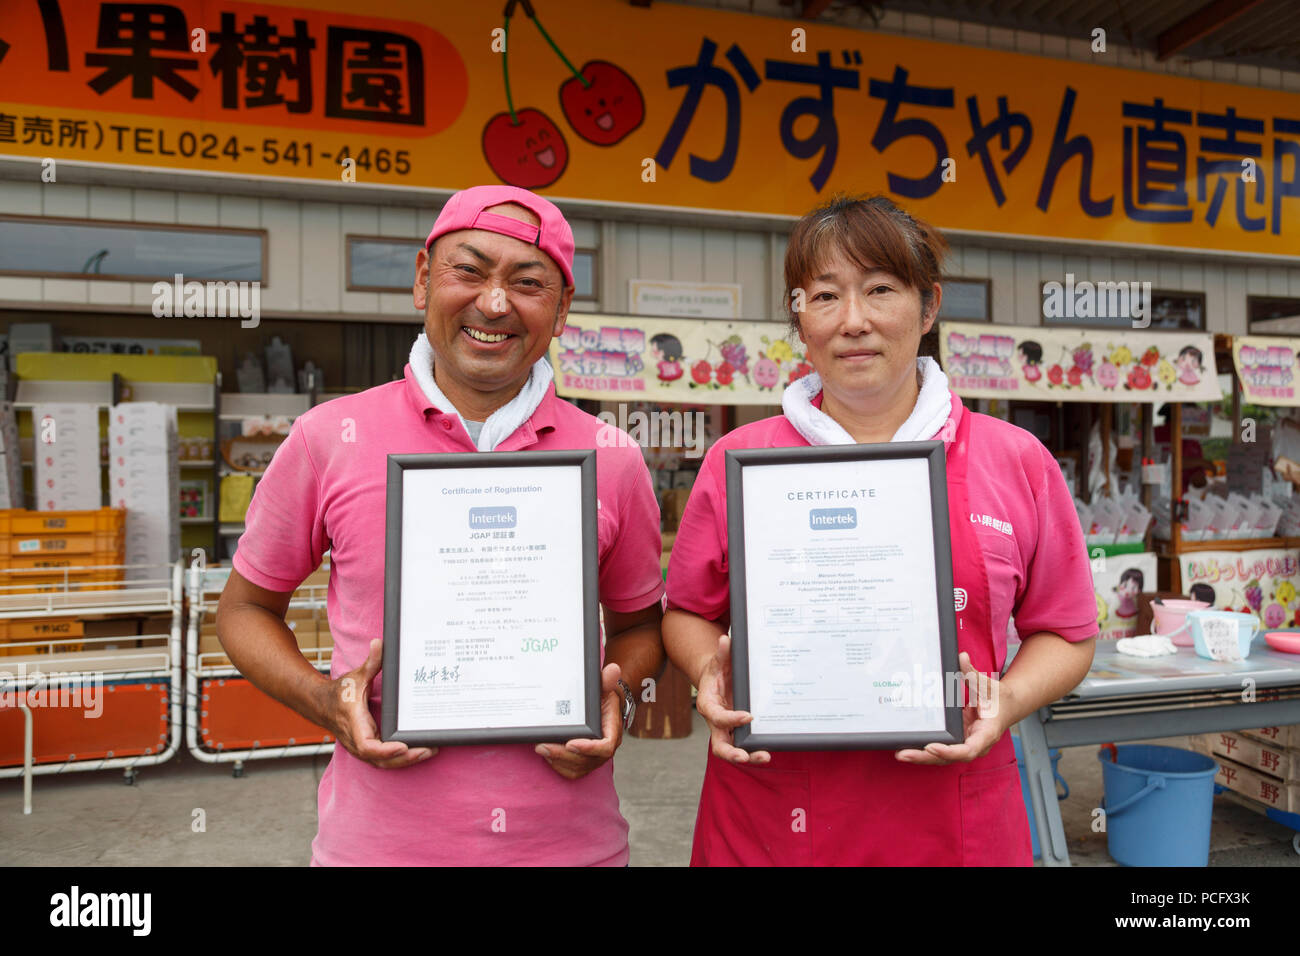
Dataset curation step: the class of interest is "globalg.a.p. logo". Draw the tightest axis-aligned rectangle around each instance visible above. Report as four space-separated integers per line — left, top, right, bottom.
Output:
953 588 968 611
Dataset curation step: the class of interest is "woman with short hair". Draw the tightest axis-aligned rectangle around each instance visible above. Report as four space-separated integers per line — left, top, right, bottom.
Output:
663 195 1097 866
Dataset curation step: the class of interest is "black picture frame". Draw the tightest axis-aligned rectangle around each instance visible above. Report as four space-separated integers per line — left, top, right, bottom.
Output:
381 450 602 746
725 442 963 751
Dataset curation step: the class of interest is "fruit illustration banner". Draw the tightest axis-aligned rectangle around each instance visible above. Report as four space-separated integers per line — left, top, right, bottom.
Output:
939 322 1222 404
1092 551 1158 641
1233 336 1300 407
1179 549 1300 630
3 1 1300 257
548 314 808 405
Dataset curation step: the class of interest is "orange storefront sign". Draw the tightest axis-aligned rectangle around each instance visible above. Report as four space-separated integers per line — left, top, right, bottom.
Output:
2 0 1299 258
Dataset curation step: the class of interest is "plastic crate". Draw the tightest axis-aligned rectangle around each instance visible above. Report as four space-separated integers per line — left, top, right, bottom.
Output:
0 551 125 571
1 531 123 557
0 618 83 640
0 508 125 536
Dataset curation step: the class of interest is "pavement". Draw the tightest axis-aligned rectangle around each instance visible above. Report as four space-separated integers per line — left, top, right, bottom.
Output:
2 709 1298 866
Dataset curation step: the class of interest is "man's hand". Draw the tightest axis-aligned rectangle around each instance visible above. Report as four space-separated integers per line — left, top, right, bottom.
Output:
316 638 436 769
895 652 1007 765
696 635 770 766
536 662 625 780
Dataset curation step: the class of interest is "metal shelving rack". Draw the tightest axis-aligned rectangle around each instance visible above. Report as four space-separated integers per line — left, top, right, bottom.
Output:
0 561 184 813
184 564 333 776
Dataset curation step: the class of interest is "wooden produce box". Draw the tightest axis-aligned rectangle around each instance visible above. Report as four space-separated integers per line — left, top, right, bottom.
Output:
1242 725 1300 750
1202 731 1300 781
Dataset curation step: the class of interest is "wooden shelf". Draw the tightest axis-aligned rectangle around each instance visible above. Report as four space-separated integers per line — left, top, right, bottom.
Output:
1159 536 1300 555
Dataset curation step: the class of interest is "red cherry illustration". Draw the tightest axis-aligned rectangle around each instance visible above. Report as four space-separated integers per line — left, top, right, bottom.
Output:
715 361 735 386
559 60 645 146
1127 366 1151 390
1141 346 1159 367
482 108 569 189
691 360 712 385
1067 366 1083 386
1047 364 1064 385
788 361 814 384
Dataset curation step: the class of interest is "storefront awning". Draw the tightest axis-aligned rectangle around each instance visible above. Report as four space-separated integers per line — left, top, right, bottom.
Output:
938 321 1222 404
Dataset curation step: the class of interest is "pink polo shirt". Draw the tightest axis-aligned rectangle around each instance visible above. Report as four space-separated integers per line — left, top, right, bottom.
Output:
666 392 1096 671
233 364 664 866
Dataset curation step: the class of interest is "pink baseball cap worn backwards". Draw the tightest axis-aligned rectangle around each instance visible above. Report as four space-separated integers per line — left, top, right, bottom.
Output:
425 185 575 287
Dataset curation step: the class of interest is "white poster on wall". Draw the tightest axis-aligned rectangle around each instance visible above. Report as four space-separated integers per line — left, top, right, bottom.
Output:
630 279 741 319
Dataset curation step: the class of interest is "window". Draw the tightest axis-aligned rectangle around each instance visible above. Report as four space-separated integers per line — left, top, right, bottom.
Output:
0 215 264 282
937 277 990 320
1041 281 1205 330
347 236 597 300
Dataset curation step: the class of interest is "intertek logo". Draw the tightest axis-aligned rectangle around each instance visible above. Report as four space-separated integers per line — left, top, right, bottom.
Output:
49 886 151 936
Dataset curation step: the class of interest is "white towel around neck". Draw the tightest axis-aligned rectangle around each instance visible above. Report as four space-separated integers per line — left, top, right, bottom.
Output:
409 332 554 451
781 356 953 446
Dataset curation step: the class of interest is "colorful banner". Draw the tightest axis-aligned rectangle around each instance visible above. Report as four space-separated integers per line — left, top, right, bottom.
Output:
1091 551 1158 641
939 321 1222 404
1233 335 1300 406
549 314 804 405
1179 548 1300 629
2 1 1299 256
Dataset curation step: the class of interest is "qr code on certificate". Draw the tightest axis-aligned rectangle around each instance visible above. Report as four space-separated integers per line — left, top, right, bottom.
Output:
555 700 570 716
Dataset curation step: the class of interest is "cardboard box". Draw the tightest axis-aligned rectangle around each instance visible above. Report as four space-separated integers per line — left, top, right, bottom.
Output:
1242 725 1300 750
1206 753 1300 813
1203 731 1300 782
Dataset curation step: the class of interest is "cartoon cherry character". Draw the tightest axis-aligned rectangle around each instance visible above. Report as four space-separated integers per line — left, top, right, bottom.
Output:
1097 360 1120 389
1127 366 1152 390
690 360 713 385
482 108 569 189
788 361 814 384
715 361 735 387
559 61 645 146
1047 364 1064 385
753 356 780 389
1067 366 1083 387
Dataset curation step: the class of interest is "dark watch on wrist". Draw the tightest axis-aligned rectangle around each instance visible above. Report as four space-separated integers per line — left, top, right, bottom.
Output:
616 678 636 730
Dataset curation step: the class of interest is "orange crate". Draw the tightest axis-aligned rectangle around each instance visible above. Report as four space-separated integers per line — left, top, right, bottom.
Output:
0 619 83 640
1 641 86 656
200 676 332 750
0 551 125 571
1 531 123 556
0 508 124 536
0 680 168 765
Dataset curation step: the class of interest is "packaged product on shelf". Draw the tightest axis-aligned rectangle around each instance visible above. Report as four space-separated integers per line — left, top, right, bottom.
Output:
0 401 20 509
32 403 101 511
109 402 179 579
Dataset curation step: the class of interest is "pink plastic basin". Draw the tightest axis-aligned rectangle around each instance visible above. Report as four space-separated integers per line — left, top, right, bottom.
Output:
1152 599 1210 647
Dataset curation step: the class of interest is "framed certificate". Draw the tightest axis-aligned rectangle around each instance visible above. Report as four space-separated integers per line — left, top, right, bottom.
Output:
726 443 962 751
381 450 602 746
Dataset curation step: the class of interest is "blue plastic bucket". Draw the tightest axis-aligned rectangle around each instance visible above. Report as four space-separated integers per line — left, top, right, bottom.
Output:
1098 744 1217 866
1012 736 1068 859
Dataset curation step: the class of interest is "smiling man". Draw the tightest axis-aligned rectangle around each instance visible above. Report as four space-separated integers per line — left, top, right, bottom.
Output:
216 185 665 866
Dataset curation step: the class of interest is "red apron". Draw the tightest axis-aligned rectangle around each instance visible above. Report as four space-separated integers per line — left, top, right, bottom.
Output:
690 409 1032 866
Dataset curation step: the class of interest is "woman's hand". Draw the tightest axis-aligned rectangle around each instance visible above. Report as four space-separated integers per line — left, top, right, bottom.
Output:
895 652 1009 765
696 635 771 766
